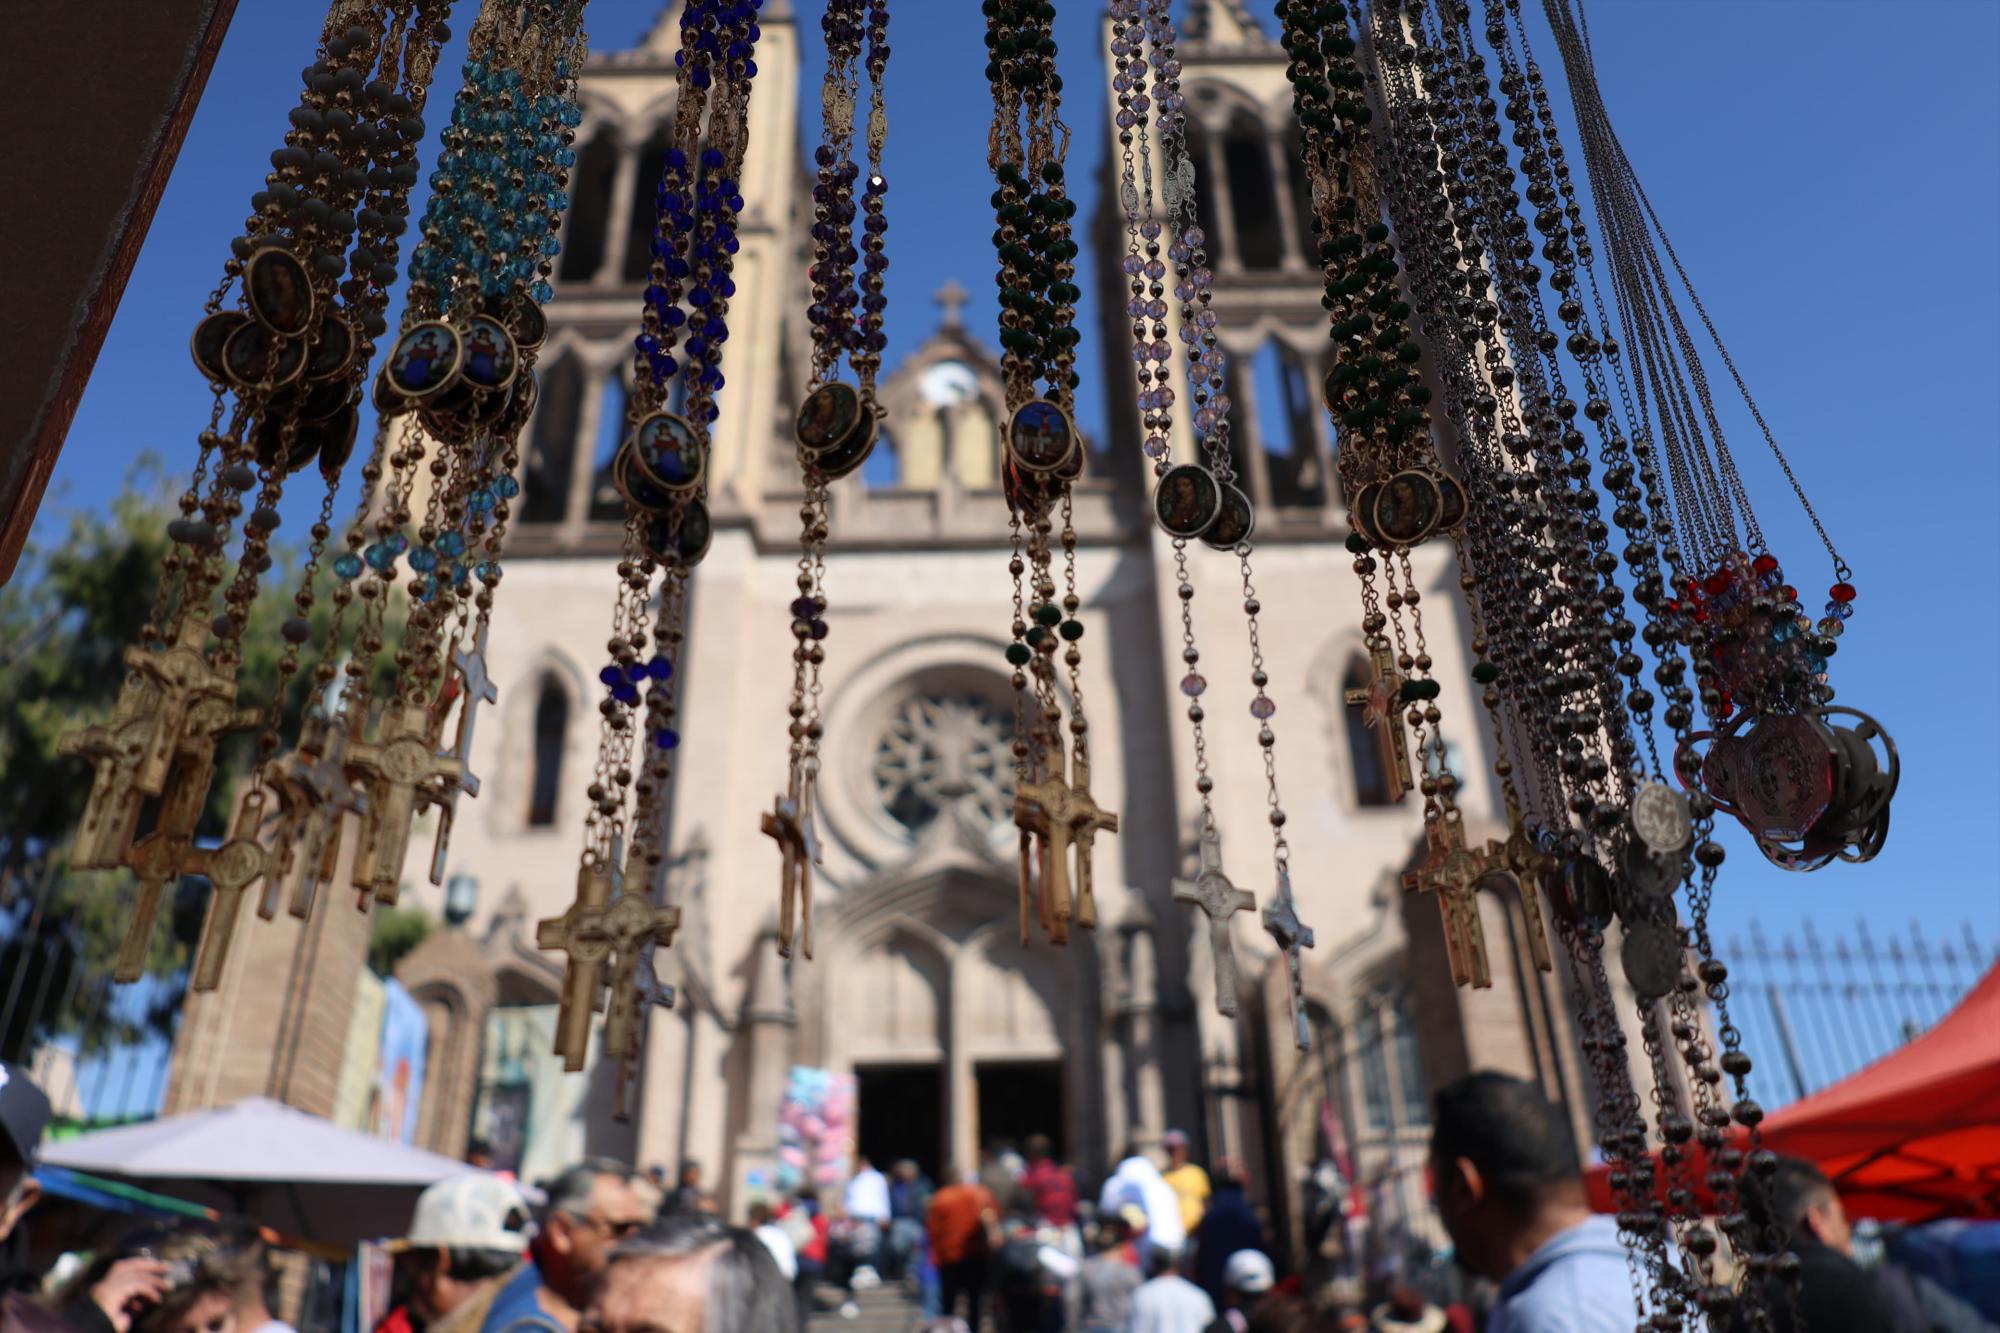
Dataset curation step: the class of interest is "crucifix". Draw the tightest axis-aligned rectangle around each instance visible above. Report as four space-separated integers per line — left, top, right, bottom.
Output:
110 746 220 982
538 852 615 1071
1016 736 1120 944
345 698 462 906
1402 815 1493 988
1261 864 1316 1051
1344 638 1414 803
763 763 822 961
1064 748 1118 931
1174 831 1256 1017
428 627 498 886
121 781 271 991
1479 824 1556 974
268 719 364 921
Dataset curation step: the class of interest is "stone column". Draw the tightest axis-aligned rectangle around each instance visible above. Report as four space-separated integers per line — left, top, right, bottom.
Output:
600 140 641 285
730 929 795 1217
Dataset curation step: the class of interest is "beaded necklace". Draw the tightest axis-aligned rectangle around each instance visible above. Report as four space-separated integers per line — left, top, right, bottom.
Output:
537 0 764 1107
765 0 891 963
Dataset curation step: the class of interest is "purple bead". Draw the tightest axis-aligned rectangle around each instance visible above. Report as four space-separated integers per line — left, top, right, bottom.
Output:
808 618 829 640
790 596 819 619
1249 695 1276 720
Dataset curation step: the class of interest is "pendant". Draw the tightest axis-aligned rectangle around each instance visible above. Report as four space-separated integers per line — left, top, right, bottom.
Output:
1201 480 1256 551
797 381 867 454
460 316 520 393
807 409 878 481
1007 398 1080 475
644 501 713 567
244 246 315 338
1435 473 1468 533
634 412 706 492
304 317 355 383
191 311 247 383
223 321 306 391
1544 851 1614 932
1370 469 1442 546
382 320 464 401
1154 463 1221 539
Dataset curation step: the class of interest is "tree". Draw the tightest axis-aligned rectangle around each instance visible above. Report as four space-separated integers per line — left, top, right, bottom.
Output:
0 458 404 1037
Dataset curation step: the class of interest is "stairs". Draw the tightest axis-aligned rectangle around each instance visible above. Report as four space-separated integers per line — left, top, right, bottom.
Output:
807 1282 929 1331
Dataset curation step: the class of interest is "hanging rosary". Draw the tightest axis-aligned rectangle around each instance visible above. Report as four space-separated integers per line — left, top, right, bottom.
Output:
763 0 891 963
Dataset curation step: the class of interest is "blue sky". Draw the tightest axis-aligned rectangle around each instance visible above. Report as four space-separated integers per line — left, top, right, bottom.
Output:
36 0 2000 997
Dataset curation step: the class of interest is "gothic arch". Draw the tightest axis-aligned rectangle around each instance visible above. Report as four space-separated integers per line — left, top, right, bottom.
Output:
1222 107 1284 270
521 348 584 524
488 648 588 837
623 123 675 283
559 129 623 282
397 930 500 1158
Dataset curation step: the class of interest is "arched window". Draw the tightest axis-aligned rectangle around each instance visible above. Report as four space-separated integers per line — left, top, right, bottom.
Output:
1183 119 1222 262
559 132 620 283
1250 340 1327 508
527 676 568 827
1356 999 1394 1130
588 371 630 520
1222 110 1284 270
520 354 582 524
1344 655 1393 807
1355 990 1430 1131
623 127 673 284
1393 995 1430 1127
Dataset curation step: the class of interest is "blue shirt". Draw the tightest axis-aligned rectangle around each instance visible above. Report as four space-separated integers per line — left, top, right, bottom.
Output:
478 1260 565 1333
1490 1216 1644 1333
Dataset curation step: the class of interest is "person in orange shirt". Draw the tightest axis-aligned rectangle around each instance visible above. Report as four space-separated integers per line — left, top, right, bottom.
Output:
1160 1131 1212 1237
925 1167 999 1330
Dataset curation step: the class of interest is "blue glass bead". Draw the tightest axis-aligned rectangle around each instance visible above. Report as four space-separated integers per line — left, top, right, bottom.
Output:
613 683 641 706
664 307 686 327
410 547 439 572
625 662 650 684
364 542 396 572
653 728 680 751
437 531 466 558
333 552 363 580
387 532 410 555
647 656 673 681
467 489 495 514
495 475 521 498
532 281 553 303
599 665 622 687
476 560 501 585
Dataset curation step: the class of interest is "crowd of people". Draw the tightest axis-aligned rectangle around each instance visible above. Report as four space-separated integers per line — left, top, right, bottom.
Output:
0 1057 1986 1333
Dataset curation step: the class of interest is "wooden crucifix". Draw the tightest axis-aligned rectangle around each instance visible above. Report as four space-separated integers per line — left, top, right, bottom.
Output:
428 627 498 886
1016 736 1120 944
1344 638 1414 803
345 698 462 906
1479 824 1556 974
1174 832 1256 1017
121 780 271 991
763 764 822 961
110 744 221 981
269 719 363 921
1402 815 1494 988
538 854 616 1071
1261 864 1316 1051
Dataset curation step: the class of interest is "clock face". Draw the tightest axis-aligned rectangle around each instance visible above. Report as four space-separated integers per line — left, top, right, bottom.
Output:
919 360 981 408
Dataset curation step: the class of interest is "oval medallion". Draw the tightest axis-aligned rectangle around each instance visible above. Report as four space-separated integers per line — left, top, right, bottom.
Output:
305 317 355 383
314 405 360 481
1544 853 1613 931
191 311 247 383
300 378 350 423
223 321 306 390
1007 399 1079 475
372 368 410 418
245 247 315 338
1435 473 1468 533
1736 713 1838 841
385 321 464 400
645 501 713 567
613 445 674 513
1620 919 1683 1002
797 382 865 455
634 412 705 493
808 411 879 480
506 299 548 352
1349 481 1383 548
1371 469 1442 546
461 316 519 393
1154 464 1221 540
252 415 320 478
1202 481 1256 551
1630 782 1693 855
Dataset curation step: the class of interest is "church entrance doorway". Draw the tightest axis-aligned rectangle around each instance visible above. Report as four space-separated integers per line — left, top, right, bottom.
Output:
975 1059 1065 1163
857 1062 944 1185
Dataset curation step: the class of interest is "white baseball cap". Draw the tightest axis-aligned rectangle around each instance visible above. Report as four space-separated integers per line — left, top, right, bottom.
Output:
1223 1249 1274 1294
403 1173 535 1251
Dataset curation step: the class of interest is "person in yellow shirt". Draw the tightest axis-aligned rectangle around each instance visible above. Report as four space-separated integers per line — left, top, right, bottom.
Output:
1159 1129 1210 1235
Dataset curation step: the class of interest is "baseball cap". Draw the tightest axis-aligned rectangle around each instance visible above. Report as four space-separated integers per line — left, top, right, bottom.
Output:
1224 1249 1274 1294
0 1063 52 1165
403 1173 534 1251
1116 1204 1149 1233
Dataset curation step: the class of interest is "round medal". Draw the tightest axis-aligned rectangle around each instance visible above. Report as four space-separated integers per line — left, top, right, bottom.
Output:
1007 399 1079 475
1202 481 1256 551
460 316 519 393
505 299 548 352
385 321 463 400
300 379 350 423
1371 469 1442 546
1544 853 1613 932
645 501 713 567
634 412 705 493
1620 919 1683 1002
1629 782 1693 855
305 317 355 383
1736 712 1837 841
191 311 247 383
244 247 315 338
1349 482 1383 548
372 368 411 418
223 321 306 390
796 382 865 455
808 411 879 481
613 444 674 513
1153 464 1221 539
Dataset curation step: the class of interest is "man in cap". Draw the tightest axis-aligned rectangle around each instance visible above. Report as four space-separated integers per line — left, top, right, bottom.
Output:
388 1174 537 1333
479 1160 650 1333
0 1062 176 1333
1204 1250 1274 1333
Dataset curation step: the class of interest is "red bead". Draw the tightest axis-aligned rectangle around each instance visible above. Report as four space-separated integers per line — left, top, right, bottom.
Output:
1779 585 1797 604
1704 571 1733 595
1752 553 1779 574
1829 582 1857 603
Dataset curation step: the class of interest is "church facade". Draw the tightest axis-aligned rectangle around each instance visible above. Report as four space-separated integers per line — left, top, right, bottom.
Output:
164 1 1590 1270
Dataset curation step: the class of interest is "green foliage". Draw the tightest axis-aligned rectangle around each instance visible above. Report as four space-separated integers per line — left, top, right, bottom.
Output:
368 906 435 978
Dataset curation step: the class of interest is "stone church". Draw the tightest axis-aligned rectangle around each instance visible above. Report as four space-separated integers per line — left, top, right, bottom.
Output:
164 0 1591 1268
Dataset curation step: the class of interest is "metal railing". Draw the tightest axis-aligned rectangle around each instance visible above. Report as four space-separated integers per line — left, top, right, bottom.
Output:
1721 917 1996 1108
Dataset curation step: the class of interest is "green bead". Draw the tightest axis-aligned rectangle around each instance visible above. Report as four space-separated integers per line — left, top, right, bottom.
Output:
1472 661 1499 684
1345 531 1371 554
1006 642 1032 666
1034 602 1062 626
1059 619 1084 641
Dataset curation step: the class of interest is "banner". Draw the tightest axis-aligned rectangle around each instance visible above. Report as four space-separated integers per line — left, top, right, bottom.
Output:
777 1066 855 1194
374 979 428 1145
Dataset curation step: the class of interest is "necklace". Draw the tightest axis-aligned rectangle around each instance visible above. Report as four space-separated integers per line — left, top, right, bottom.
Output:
537 0 764 1110
765 0 891 962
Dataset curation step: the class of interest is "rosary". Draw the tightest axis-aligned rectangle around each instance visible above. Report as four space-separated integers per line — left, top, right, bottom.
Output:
763 0 892 964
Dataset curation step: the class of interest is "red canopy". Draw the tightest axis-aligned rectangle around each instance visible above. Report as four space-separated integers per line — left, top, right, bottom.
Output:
1588 962 2000 1222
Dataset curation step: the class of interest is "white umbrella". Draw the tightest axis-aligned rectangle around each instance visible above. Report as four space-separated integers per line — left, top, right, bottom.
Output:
40 1097 478 1246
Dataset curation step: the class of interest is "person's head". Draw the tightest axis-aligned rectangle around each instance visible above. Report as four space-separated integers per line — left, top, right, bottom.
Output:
647 1165 669 1188
541 1159 652 1306
1143 1245 1177 1281
1428 1072 1586 1281
1023 1134 1052 1164
746 1201 775 1228
130 1233 247 1333
401 1172 533 1321
938 1165 965 1188
464 1139 494 1169
1222 1249 1275 1306
0 1063 52 1247
584 1211 798 1333
795 1186 820 1213
1004 1189 1037 1224
1750 1156 1852 1256
217 1229 280 1323
678 1161 702 1191
853 1155 872 1175
892 1159 918 1183
1162 1129 1191 1169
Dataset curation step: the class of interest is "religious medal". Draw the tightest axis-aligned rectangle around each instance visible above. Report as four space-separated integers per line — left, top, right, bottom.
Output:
1153 463 1221 540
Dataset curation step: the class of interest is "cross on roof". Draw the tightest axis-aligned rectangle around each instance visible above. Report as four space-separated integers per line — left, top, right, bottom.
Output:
934 281 970 330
